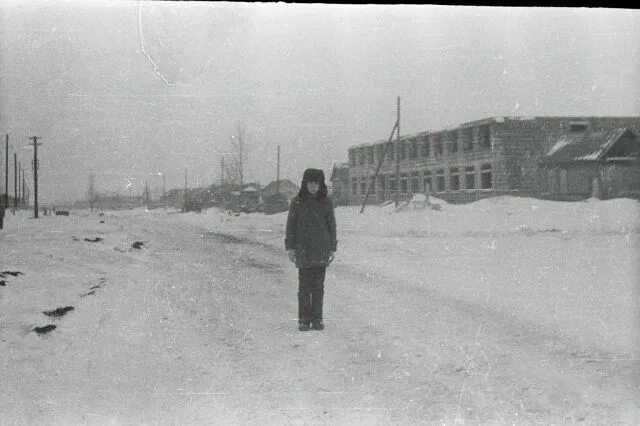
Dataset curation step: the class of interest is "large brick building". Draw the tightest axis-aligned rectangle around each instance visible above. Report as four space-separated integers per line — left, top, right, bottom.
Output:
345 116 640 204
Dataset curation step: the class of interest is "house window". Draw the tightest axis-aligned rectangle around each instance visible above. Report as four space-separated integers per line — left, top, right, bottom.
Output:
449 131 458 154
423 170 432 192
411 172 420 191
352 181 358 195
435 169 445 192
378 175 386 196
463 128 473 151
481 164 493 189
360 178 367 195
465 166 475 189
422 137 430 158
479 124 491 149
400 173 408 192
409 139 418 159
449 167 460 191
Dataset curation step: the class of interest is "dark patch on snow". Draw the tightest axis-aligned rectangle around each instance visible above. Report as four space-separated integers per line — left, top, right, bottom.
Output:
81 290 96 297
0 271 23 278
89 285 101 290
131 241 144 249
0 280 5 286
84 237 103 243
243 257 282 274
55 210 69 216
43 306 75 318
72 236 80 241
203 232 248 244
33 324 56 335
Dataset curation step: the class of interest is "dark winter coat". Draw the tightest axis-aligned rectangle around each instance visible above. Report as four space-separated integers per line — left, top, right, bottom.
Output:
285 195 337 268
285 168 337 269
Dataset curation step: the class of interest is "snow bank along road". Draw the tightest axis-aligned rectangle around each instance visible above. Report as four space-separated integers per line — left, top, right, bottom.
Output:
1 209 638 425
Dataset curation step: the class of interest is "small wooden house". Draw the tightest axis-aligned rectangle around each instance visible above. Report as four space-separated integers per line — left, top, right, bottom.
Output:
541 128 640 199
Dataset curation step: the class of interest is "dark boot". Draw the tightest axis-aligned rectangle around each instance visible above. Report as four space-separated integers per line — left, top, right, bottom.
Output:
311 320 324 330
298 320 311 331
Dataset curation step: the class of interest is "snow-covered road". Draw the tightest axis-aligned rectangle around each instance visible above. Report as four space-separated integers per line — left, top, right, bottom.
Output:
1 201 639 424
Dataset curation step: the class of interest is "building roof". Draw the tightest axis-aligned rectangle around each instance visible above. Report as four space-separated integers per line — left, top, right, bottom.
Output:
543 128 631 164
331 163 349 181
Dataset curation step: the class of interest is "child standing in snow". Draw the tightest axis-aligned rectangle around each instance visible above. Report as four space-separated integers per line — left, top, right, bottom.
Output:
285 168 337 331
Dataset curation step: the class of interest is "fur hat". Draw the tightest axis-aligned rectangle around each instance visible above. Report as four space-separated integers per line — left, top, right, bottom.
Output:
302 168 325 183
298 168 328 199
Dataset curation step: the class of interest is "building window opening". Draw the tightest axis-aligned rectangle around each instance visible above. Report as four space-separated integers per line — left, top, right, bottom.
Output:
411 172 420 191
423 170 432 192
422 138 430 158
389 175 397 191
398 141 406 160
435 134 443 157
352 182 358 195
463 128 473 151
436 169 445 192
481 164 493 189
400 173 408 192
480 124 491 148
569 122 589 132
449 167 460 191
387 142 394 161
465 166 475 189
410 139 418 158
449 131 458 154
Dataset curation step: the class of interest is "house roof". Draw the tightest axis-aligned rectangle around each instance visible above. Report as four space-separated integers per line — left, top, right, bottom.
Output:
543 127 632 164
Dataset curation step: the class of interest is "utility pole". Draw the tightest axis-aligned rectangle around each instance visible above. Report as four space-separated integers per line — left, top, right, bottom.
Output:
276 145 280 194
4 134 8 212
13 153 17 214
395 96 401 208
183 168 187 212
29 137 42 218
17 163 21 208
221 157 225 186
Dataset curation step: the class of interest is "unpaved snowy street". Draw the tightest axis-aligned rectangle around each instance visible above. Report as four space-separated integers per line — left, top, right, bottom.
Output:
1 202 639 425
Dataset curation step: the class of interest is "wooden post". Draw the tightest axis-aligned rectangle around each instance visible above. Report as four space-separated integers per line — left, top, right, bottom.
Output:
276 145 280 194
4 134 8 211
29 137 41 218
395 96 401 208
13 152 17 214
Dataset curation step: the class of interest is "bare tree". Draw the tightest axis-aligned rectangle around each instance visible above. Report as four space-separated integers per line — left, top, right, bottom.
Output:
87 173 96 212
228 121 249 188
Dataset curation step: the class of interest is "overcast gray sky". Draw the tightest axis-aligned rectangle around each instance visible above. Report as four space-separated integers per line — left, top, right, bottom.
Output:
1 2 639 203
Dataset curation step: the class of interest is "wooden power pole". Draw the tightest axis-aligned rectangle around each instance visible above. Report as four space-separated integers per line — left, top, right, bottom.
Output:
4 134 8 211
29 137 42 218
276 145 280 194
13 153 17 214
395 96 401 208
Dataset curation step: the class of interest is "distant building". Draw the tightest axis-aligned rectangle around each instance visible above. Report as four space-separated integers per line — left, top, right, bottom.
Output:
261 179 299 201
329 162 350 205
347 116 640 204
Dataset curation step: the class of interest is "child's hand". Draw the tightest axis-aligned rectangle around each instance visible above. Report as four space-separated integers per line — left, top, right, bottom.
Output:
328 251 336 263
287 249 297 263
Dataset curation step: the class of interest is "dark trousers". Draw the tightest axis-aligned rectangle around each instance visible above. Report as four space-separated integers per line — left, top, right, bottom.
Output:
298 266 326 323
